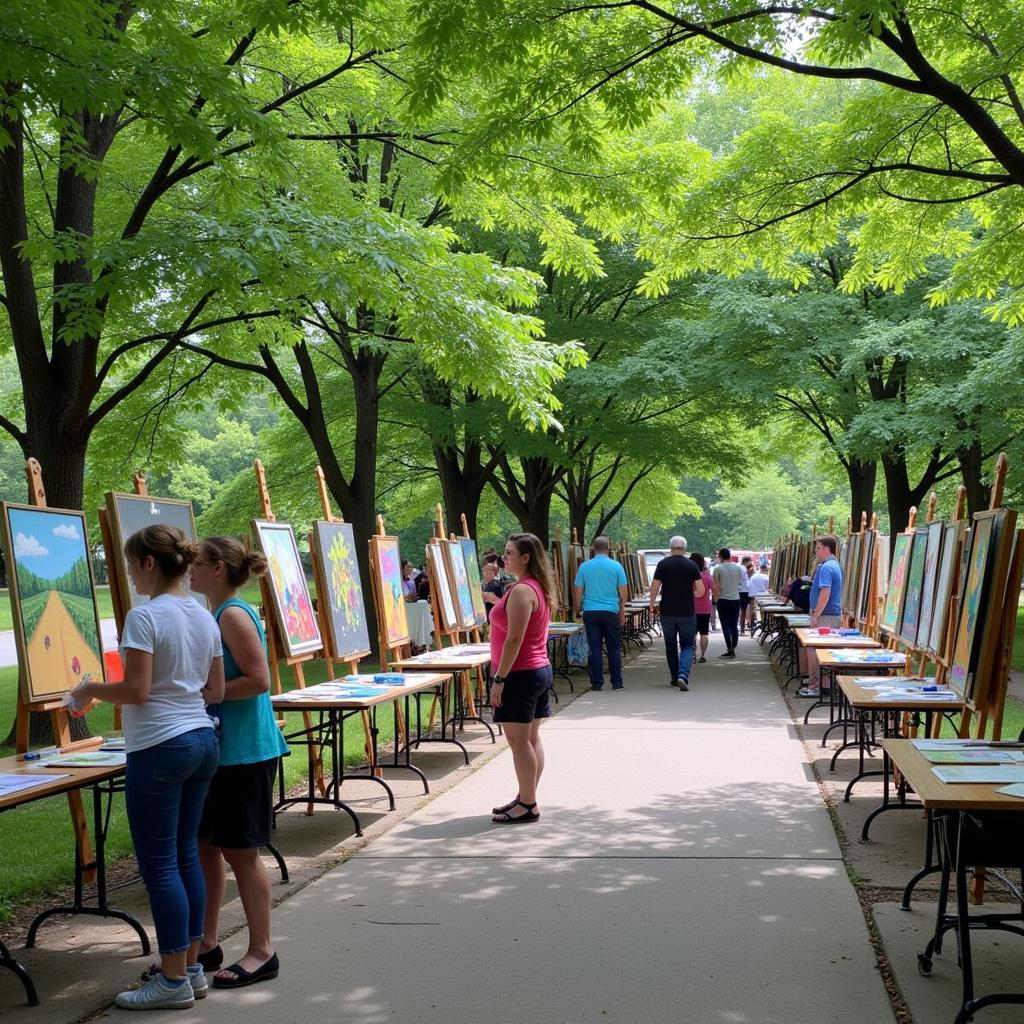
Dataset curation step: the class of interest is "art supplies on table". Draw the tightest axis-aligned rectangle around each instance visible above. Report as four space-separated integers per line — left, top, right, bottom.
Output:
39 751 126 768
0 773 72 797
100 737 126 751
918 748 1023 765
829 650 904 663
931 764 1024 784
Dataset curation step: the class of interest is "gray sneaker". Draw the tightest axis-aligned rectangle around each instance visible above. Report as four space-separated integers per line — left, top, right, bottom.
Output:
115 972 195 1010
188 964 208 1000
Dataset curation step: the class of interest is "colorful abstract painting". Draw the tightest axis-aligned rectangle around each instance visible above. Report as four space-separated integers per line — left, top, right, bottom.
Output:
427 542 459 632
458 537 488 626
928 522 963 656
369 535 410 647
857 531 876 622
106 493 202 612
2 503 106 703
914 521 944 649
899 528 929 645
880 533 912 634
313 521 370 660
252 520 321 658
447 541 479 630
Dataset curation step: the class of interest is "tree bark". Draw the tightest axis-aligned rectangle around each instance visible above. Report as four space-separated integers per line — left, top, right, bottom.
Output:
957 439 991 515
846 457 877 530
434 436 493 540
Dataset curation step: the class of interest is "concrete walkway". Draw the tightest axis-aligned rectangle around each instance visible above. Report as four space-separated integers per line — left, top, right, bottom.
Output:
82 631 894 1024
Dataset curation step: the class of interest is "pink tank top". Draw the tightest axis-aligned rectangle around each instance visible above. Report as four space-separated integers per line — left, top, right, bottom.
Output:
694 571 714 614
489 577 550 672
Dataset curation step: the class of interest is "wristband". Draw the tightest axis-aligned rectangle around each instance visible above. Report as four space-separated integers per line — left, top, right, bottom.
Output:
492 675 506 685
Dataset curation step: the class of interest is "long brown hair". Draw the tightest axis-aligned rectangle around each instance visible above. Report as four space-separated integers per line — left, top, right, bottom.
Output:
199 536 268 587
124 525 198 579
507 533 559 612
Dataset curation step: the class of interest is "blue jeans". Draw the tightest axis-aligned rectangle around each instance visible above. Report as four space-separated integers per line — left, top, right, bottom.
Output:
717 598 741 652
583 610 623 688
125 727 219 954
661 614 696 682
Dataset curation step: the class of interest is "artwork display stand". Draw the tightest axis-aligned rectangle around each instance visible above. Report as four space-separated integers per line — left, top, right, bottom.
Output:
308 466 375 771
253 459 326 808
13 459 96 877
369 515 414 674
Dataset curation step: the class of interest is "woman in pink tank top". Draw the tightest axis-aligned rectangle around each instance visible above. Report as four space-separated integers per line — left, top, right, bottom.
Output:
488 533 558 824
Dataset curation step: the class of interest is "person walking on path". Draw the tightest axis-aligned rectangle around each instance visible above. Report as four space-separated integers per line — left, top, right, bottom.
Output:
797 535 844 698
189 537 288 990
747 561 770 634
649 537 705 690
712 549 744 658
738 556 752 635
573 535 629 690
691 553 714 664
489 533 558 823
69 525 223 1010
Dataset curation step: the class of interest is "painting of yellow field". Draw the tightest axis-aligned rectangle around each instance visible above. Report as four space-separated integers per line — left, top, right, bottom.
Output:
2 503 105 703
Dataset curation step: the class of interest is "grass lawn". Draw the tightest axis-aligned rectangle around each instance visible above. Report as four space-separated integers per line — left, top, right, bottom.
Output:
0 586 115 633
1014 600 1024 673
0 651 443 926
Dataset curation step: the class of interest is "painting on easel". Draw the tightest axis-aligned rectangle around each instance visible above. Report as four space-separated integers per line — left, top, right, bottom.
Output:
880 533 912 633
928 521 965 656
106 493 202 610
2 504 106 703
252 520 321 658
914 521 944 648
369 535 410 646
857 531 876 622
899 528 929 645
447 541 480 630
458 537 488 626
426 542 459 632
312 521 370 660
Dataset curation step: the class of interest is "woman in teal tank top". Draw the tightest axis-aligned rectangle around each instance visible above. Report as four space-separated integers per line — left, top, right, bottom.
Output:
189 536 287 990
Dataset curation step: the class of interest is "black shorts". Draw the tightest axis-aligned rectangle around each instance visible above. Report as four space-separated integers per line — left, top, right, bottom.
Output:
198 757 279 849
739 593 750 610
492 665 553 724
696 614 710 636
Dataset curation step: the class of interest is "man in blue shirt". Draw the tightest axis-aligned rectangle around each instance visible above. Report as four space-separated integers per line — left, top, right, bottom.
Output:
797 534 844 698
574 536 630 690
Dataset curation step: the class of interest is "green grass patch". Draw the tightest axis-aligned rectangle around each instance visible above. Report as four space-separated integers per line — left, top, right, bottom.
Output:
1014 601 1024 673
0 586 114 634
0 652 444 926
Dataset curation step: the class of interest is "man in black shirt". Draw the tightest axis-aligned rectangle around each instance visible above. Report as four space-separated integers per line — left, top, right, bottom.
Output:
649 536 706 690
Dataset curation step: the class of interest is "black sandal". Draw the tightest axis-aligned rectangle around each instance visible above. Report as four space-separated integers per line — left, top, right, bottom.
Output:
492 800 539 824
492 795 520 815
212 952 279 989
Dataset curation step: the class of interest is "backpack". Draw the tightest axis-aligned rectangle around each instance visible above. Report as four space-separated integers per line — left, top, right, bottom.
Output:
788 577 812 612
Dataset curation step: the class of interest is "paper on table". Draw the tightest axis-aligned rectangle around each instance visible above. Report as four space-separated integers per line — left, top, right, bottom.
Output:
931 764 1024 784
914 739 973 750
918 748 1021 764
0 773 72 797
40 751 126 768
996 783 1024 799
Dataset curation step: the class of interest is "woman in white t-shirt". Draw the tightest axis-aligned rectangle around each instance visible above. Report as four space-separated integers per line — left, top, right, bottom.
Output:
71 525 224 1010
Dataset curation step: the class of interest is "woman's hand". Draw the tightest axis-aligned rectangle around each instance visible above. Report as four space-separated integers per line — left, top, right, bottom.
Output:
69 679 94 708
490 681 504 708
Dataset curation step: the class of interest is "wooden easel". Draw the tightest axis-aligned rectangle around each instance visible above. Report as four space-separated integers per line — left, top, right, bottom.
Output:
308 466 376 770
14 459 96 879
368 514 413 673
253 459 326 804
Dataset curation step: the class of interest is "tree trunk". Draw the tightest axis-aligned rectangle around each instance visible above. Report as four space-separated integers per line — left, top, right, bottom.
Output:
519 486 554 547
957 440 991 515
434 438 492 540
846 457 877 530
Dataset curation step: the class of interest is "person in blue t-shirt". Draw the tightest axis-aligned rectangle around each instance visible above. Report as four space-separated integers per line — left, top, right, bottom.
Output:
797 534 844 698
573 535 630 690
189 537 288 990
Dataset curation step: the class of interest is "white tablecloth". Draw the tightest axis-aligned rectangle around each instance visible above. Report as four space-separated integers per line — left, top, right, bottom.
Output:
406 600 435 648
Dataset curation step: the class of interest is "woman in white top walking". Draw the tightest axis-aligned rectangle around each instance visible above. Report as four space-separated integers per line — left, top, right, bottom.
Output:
71 525 224 1010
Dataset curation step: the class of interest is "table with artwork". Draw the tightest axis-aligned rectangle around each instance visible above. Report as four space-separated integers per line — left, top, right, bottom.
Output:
547 620 584 688
270 672 452 834
815 648 909 740
404 599 434 649
794 628 882 720
881 739 1024 1024
0 752 148 1008
390 646 497 741
827 674 963 810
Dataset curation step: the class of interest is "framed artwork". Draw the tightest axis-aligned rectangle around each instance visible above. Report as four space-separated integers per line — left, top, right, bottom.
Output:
898 528 929 645
445 541 479 630
913 521 944 649
2 503 106 703
880 532 912 634
458 537 488 626
312 521 370 660
426 542 460 633
927 522 964 656
251 520 321 658
368 535 410 647
948 510 1016 699
105 492 202 612
857 531 876 622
